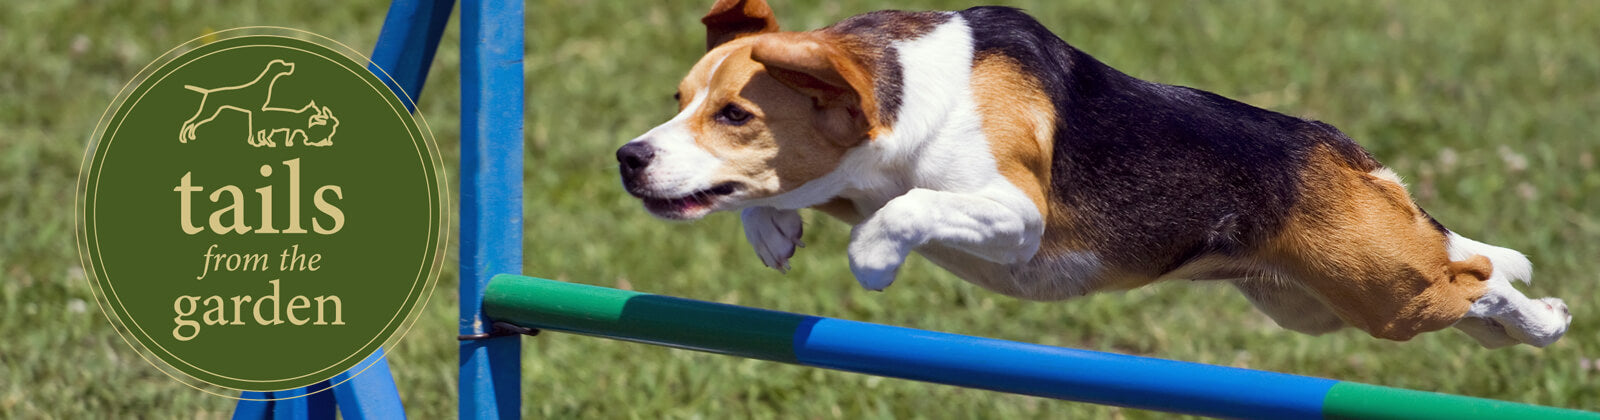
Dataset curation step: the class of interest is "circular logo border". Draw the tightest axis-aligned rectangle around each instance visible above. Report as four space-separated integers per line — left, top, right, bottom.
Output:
75 26 449 400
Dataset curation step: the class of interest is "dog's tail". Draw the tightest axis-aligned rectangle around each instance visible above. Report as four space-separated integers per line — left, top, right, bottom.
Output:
1444 230 1533 285
183 85 207 93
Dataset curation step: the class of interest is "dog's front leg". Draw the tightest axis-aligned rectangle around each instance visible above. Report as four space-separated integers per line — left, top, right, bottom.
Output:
742 206 804 272
849 188 1039 291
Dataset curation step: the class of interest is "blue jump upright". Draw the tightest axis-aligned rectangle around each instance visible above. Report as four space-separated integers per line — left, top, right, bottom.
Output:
456 0 526 419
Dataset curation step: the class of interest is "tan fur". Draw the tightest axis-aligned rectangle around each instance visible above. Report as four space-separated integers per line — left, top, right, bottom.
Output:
969 54 1119 284
747 33 883 138
1261 146 1489 340
970 53 1054 220
671 37 873 201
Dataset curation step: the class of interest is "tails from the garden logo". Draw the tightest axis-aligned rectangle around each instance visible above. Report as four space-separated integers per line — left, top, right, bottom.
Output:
79 29 443 397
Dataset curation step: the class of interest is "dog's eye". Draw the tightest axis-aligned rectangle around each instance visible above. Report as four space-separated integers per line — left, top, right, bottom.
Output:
715 104 752 125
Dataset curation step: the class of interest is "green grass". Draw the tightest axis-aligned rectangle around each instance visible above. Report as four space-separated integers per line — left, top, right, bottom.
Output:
3 0 1597 418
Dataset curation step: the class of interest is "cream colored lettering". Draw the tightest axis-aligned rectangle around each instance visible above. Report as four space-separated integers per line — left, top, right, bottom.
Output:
171 279 344 340
313 185 343 234
174 158 344 235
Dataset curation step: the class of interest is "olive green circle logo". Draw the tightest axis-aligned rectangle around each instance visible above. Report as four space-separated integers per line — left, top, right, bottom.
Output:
77 28 445 394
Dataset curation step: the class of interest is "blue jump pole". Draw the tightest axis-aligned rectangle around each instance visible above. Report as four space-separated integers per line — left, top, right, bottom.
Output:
458 0 525 419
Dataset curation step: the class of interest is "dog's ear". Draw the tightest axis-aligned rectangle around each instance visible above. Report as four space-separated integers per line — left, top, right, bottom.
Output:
703 0 779 50
750 34 875 146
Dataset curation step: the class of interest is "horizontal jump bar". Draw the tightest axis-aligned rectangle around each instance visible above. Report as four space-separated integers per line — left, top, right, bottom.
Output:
482 274 1596 420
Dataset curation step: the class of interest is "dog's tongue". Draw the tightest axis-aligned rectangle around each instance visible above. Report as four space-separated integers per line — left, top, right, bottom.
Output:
645 193 710 217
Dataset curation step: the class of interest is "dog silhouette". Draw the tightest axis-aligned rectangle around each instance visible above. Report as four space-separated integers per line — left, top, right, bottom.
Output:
178 59 296 144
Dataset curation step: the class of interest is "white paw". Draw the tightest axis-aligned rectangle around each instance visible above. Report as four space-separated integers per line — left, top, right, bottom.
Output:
848 249 902 291
848 222 911 291
1545 297 1574 323
1504 297 1571 348
741 207 803 272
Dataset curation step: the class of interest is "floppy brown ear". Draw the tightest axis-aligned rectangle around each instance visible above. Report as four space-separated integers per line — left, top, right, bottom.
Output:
702 0 779 50
750 34 877 145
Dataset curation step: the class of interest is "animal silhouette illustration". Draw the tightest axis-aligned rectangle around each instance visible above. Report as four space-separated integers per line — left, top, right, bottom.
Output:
178 59 339 147
252 101 339 147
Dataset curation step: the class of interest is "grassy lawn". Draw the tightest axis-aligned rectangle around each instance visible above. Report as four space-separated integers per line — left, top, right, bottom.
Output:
3 0 1596 418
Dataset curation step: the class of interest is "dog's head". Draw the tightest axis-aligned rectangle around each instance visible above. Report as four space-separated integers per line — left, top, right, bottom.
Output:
267 59 295 75
618 0 880 220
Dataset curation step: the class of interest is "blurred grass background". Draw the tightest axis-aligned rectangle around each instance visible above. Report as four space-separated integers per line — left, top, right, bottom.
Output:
2 0 1597 418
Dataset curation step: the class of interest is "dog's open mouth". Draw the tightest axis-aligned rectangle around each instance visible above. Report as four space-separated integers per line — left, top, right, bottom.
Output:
639 183 740 219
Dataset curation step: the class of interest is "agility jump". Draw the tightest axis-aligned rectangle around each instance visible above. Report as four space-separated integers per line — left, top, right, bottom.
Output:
227 1 1597 419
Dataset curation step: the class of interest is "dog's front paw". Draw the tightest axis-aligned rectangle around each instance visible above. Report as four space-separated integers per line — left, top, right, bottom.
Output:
741 207 803 272
848 222 912 291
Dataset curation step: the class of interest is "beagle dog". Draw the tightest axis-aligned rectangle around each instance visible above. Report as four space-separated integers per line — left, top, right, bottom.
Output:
616 0 1571 347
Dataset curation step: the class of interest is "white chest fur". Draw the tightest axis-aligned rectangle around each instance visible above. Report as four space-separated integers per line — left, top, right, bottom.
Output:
844 16 1037 217
835 17 1054 290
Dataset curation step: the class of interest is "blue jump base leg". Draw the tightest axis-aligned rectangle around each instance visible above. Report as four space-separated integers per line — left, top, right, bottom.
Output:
230 349 397 420
230 0 452 417
369 0 455 111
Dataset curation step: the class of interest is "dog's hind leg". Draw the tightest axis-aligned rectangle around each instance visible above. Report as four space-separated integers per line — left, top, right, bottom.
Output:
180 86 209 142
1453 316 1521 348
1265 149 1492 342
1268 148 1570 346
1231 278 1346 335
1445 233 1570 347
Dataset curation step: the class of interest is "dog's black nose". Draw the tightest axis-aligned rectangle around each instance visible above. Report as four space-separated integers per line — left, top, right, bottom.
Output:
616 142 655 176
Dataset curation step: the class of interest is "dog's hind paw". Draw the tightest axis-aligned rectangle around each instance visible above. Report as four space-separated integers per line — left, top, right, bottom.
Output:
1465 297 1571 348
741 206 803 272
1462 275 1572 348
1508 297 1572 347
